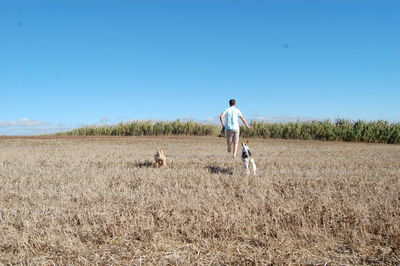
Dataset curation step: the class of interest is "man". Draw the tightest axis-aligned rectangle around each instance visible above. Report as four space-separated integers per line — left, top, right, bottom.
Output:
220 99 251 158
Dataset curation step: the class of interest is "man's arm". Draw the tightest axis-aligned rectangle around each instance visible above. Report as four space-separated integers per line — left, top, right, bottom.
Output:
219 112 225 128
240 116 251 129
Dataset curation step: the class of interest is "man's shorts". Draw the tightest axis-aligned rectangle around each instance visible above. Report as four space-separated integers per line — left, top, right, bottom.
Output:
226 129 240 145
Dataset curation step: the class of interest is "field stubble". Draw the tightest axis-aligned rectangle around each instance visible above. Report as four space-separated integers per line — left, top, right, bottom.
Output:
0 137 399 264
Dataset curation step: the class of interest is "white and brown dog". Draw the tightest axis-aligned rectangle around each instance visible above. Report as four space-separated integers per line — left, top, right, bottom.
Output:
241 142 257 175
154 147 166 167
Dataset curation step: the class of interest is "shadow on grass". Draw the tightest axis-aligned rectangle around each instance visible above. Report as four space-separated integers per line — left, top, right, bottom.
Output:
133 160 154 168
206 165 234 175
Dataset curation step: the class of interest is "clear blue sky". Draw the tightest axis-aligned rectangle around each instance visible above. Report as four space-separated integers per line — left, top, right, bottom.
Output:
1 0 399 135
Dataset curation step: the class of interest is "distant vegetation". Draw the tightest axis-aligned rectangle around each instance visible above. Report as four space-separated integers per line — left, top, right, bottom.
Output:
241 119 400 144
55 119 400 144
56 120 219 137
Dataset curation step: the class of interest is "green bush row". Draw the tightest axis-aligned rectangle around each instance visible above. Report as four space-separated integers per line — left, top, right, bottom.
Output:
56 120 219 137
241 119 400 144
56 119 400 144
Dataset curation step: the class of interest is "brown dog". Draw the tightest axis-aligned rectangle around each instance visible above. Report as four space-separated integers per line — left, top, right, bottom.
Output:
154 147 166 167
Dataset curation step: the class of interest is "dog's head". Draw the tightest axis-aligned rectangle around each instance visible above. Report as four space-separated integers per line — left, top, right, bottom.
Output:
242 141 250 150
156 147 164 156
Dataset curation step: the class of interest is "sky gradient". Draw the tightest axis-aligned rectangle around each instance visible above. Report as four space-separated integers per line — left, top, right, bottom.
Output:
1 0 399 135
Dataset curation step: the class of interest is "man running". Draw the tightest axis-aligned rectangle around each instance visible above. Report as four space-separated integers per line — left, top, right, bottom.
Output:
219 99 251 158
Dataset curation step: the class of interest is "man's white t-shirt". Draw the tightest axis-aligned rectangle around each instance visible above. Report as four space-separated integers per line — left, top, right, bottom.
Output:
222 106 243 130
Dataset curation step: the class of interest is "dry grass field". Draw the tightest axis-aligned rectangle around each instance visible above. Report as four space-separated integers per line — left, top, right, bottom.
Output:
0 136 399 265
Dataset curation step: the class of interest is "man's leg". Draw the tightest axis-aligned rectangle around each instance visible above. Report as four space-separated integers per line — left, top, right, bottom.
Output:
232 130 240 158
226 130 233 152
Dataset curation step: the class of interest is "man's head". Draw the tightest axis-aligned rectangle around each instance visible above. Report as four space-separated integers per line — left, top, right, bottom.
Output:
229 99 236 106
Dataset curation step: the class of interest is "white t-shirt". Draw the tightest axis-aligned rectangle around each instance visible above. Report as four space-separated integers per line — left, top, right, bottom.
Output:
222 106 243 130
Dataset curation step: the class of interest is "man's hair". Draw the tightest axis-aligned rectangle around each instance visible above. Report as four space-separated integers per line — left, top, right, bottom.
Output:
229 99 236 106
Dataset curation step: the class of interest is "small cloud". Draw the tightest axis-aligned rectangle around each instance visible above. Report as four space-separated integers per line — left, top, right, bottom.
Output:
181 116 196 122
0 118 50 128
99 117 110 123
202 116 219 124
249 114 319 123
116 116 129 121
249 114 269 121
0 118 72 136
92 117 114 125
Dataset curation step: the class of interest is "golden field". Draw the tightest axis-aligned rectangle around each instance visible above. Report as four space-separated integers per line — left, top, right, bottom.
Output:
0 136 399 265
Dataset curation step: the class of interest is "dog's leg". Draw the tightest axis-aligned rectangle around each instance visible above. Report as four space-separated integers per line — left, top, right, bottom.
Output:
243 158 250 175
250 158 257 175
